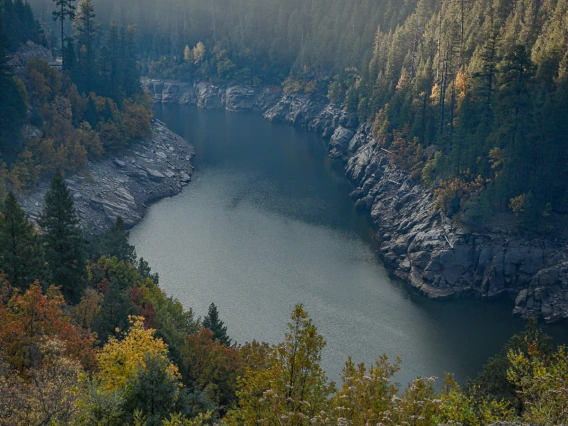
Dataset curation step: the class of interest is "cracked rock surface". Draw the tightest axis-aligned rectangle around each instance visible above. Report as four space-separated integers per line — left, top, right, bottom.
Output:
20 119 195 235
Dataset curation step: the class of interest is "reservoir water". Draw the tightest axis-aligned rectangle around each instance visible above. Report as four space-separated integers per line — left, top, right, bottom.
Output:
131 104 567 386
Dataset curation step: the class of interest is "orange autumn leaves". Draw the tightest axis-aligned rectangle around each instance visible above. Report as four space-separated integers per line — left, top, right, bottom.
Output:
0 282 95 373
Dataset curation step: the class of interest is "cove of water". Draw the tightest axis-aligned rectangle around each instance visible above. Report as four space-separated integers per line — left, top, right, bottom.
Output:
131 104 567 386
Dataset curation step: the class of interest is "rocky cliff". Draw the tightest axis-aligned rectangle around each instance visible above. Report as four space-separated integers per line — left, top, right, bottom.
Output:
20 119 195 235
142 78 568 323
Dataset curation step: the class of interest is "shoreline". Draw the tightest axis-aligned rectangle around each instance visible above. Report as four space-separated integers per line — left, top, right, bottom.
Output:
142 77 568 323
20 118 195 235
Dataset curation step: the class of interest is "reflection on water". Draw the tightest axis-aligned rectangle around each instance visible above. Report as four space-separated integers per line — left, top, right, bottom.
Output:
131 104 568 386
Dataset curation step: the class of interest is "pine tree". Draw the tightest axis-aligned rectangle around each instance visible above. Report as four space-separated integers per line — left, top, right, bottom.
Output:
71 0 100 93
0 13 27 159
97 20 121 101
38 170 86 304
203 303 232 346
62 36 76 74
100 216 136 263
51 0 76 58
84 94 98 128
0 192 45 290
124 353 181 425
122 25 140 98
474 28 501 115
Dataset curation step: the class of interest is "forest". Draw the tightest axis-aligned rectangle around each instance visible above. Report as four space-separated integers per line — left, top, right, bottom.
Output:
25 0 568 233
0 171 567 424
2 0 568 424
0 0 151 192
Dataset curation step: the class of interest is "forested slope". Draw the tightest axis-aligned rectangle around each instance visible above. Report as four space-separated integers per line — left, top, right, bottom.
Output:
1 173 568 424
357 0 568 235
3 0 568 424
27 0 417 81
0 0 151 192
27 0 568 234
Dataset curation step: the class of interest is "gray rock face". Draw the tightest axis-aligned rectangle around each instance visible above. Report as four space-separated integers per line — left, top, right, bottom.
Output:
329 126 355 158
8 41 56 72
141 77 568 322
20 119 195 235
513 260 568 322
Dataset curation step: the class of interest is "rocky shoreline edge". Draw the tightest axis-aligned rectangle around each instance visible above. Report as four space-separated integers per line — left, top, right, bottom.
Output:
142 77 568 323
20 118 195 235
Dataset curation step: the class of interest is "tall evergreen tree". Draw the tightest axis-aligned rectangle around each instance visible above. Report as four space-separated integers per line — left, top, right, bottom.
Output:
0 192 45 290
0 12 27 159
124 353 181 425
51 0 76 58
62 35 76 74
203 303 232 346
100 216 136 263
97 20 121 101
38 170 86 304
72 0 100 93
122 24 140 97
2 0 38 51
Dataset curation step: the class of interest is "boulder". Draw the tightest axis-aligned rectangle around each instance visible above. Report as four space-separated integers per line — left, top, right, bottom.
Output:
146 168 165 181
329 126 355 157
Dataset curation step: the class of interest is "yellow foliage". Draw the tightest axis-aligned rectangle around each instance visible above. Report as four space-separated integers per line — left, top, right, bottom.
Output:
225 305 334 425
454 71 471 103
430 83 440 103
509 193 527 215
162 411 213 425
96 316 179 391
508 346 568 425
488 147 505 174
193 41 206 64
184 45 192 62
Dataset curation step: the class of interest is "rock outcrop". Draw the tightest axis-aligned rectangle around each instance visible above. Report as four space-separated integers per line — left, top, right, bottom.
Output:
8 41 59 72
142 78 568 323
20 119 195 234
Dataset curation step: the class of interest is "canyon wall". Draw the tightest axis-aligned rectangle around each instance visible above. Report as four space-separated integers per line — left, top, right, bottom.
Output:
142 78 568 323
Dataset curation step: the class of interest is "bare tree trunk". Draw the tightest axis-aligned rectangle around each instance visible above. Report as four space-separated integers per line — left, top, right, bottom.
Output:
183 10 187 46
300 24 305 70
440 51 448 137
212 0 217 44
60 3 65 56
461 0 465 54
450 80 456 146
435 0 443 81
422 89 428 146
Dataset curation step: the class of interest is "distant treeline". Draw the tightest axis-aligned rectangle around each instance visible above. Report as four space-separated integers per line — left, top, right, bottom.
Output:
1 0 41 51
27 0 415 81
